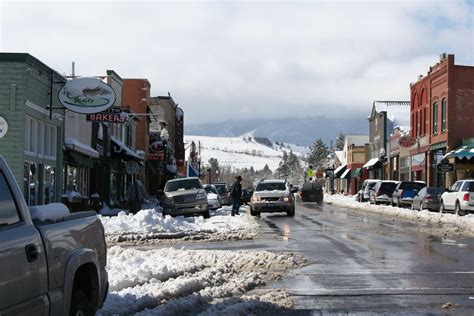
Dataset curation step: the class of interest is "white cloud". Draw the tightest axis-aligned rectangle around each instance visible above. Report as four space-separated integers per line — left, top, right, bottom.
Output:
1 0 472 123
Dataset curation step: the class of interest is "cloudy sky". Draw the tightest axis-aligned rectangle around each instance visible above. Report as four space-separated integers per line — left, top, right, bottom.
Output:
1 0 473 124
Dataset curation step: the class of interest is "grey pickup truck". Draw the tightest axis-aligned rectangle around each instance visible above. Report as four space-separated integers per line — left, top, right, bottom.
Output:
0 156 108 315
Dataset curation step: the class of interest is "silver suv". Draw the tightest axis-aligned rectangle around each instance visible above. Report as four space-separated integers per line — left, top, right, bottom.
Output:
250 179 295 217
161 177 209 218
439 179 474 216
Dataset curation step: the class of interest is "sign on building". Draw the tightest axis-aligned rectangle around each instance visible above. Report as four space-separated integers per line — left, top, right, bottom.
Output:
0 116 8 138
86 107 126 123
398 136 417 148
59 77 116 114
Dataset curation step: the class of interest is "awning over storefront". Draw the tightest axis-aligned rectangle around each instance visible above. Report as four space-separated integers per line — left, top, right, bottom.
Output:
363 158 382 169
111 136 143 161
66 151 97 168
340 169 351 179
351 168 361 177
444 145 474 160
65 137 99 158
334 164 347 178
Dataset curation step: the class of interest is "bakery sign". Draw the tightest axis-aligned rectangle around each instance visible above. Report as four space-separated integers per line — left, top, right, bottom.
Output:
398 135 417 148
59 77 116 114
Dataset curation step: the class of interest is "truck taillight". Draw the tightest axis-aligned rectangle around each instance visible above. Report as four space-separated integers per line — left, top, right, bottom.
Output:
400 190 404 197
425 194 433 200
463 193 469 201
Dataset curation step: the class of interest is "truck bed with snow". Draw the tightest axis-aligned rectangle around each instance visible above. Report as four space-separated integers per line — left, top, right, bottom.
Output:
0 156 108 315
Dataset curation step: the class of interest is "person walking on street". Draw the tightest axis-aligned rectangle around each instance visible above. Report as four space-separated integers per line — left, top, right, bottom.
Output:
230 175 243 216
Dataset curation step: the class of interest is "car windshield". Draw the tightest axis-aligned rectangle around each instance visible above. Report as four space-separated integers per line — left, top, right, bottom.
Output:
462 181 474 192
399 182 426 190
256 182 286 191
165 179 202 192
427 188 446 195
204 186 217 194
214 185 227 194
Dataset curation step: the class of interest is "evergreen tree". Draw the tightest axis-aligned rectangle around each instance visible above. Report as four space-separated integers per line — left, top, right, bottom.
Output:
307 138 329 171
335 133 345 150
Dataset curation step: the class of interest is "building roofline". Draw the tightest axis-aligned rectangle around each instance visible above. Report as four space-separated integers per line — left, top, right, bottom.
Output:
0 52 66 81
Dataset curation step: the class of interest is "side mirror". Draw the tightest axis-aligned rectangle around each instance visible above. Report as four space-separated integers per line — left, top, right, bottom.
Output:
290 188 298 194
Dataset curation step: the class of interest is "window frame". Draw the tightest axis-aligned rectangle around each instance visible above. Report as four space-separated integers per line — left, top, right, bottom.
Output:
432 101 439 135
441 98 447 133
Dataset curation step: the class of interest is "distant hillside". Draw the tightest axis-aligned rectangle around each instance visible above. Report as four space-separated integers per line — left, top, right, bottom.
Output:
184 115 368 146
184 135 309 172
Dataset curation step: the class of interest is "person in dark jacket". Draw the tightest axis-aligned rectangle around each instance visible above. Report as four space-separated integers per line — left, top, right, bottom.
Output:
230 175 243 216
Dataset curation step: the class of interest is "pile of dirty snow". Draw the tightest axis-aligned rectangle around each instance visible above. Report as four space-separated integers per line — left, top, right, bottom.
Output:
98 247 302 315
100 206 259 244
325 194 474 237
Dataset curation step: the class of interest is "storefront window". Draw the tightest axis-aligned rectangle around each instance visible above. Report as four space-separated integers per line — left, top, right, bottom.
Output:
66 166 78 192
44 165 55 204
23 162 38 206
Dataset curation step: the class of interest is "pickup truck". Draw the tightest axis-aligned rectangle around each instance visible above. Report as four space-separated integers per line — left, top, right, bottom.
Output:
0 156 108 315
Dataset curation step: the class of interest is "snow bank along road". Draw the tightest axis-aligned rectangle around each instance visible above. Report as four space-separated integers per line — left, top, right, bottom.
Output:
325 194 474 237
98 199 474 314
98 206 306 315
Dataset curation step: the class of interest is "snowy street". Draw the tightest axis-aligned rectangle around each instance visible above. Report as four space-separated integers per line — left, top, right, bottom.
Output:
98 199 474 315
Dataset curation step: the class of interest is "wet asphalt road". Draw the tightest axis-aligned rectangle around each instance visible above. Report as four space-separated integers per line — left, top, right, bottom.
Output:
140 202 474 315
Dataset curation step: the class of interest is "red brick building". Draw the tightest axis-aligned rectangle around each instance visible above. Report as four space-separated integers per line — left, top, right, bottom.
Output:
410 54 474 188
122 79 152 181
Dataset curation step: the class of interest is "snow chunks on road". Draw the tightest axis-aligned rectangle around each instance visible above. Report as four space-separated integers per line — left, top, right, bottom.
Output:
99 206 259 244
98 247 301 315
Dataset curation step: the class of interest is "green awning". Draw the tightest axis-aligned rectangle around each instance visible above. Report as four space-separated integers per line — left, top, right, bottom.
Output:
69 151 97 168
351 168 361 177
444 145 474 160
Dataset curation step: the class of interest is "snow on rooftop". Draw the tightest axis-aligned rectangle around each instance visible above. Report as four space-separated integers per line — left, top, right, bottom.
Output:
372 101 411 130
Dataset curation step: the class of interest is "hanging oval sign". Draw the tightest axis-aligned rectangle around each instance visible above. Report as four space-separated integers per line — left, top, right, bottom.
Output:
0 116 8 139
398 135 417 148
58 77 116 114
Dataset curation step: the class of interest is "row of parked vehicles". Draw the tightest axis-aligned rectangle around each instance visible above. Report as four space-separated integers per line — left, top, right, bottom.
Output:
160 177 325 219
357 178 474 216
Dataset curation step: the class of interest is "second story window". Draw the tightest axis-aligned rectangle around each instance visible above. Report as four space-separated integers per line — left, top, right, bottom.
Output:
441 98 447 132
433 101 438 134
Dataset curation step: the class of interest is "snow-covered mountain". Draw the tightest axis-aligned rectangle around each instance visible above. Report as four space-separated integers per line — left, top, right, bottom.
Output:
184 134 309 171
185 115 368 146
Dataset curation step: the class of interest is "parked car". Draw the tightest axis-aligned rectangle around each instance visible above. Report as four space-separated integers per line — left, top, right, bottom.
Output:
439 179 474 216
357 179 380 202
203 184 222 210
369 180 399 205
0 156 108 315
411 187 446 212
391 181 427 207
212 182 231 205
161 177 210 218
241 189 253 204
299 181 324 204
249 179 296 217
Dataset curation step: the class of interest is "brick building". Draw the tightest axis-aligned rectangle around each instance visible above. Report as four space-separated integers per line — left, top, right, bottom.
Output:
410 54 474 188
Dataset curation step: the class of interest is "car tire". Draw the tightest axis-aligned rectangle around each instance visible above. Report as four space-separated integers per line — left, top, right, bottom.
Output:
250 206 259 217
70 289 94 316
439 202 445 214
287 206 295 217
411 202 415 210
203 210 210 219
396 198 400 208
455 202 466 216
419 203 423 212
